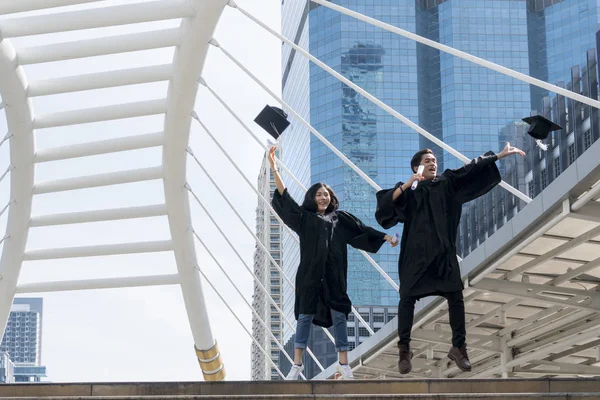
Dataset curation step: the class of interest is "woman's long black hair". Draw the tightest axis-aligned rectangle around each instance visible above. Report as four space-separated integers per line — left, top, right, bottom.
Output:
302 182 339 214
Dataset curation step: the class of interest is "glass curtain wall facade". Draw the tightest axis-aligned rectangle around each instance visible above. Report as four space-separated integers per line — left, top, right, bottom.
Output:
418 0 533 256
525 0 600 194
459 0 600 256
309 0 419 309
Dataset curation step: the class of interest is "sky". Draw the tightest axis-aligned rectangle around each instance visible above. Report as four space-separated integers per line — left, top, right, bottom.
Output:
0 0 281 381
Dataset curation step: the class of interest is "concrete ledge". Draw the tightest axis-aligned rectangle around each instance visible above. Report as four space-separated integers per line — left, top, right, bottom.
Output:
0 378 597 397
0 384 92 397
92 381 314 396
549 379 600 393
0 392 598 399
312 381 429 394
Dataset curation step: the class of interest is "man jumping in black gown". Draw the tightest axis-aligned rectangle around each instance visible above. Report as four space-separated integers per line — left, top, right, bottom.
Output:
375 142 525 374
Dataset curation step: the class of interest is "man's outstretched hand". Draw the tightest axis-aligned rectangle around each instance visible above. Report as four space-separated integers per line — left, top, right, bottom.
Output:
497 142 526 159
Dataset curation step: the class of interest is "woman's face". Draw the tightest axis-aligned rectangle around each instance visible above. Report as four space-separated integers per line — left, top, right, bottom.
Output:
315 186 331 213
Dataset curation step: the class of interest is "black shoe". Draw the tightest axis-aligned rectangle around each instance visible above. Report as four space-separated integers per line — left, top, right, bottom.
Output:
397 343 413 375
448 344 472 372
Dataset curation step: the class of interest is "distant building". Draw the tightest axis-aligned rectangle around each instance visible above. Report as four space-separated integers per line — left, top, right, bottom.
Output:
250 152 284 380
0 298 47 382
0 353 15 383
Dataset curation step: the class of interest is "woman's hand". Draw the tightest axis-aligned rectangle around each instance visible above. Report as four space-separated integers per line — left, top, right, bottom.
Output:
269 146 286 195
268 146 277 170
384 234 399 248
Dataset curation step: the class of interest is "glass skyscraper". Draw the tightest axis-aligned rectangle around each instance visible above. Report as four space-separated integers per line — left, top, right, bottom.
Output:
274 0 600 379
309 0 420 309
416 0 533 256
459 0 600 256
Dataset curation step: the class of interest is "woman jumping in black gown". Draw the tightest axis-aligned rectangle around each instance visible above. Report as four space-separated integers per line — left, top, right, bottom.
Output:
268 147 398 380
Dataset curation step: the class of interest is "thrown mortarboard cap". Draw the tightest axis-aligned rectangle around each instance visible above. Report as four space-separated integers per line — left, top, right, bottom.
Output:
254 105 290 141
522 115 563 151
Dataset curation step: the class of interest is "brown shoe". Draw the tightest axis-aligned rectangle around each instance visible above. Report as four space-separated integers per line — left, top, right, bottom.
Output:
397 343 413 374
448 344 472 372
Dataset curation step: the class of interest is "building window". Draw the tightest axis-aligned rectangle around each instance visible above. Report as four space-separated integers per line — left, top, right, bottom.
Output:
568 143 576 165
584 130 593 150
527 180 534 198
554 157 561 178
358 327 370 337
373 313 385 323
347 327 355 337
540 168 547 190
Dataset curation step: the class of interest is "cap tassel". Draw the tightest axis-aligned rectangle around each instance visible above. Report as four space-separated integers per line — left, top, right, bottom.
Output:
535 139 548 151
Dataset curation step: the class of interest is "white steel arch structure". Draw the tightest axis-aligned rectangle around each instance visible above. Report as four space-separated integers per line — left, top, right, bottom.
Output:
0 0 599 383
0 0 230 381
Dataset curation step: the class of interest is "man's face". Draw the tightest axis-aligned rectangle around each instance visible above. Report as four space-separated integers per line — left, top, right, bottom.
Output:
416 153 437 180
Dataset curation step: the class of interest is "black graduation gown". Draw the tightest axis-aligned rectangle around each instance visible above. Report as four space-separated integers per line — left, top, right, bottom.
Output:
272 188 387 328
374 151 501 299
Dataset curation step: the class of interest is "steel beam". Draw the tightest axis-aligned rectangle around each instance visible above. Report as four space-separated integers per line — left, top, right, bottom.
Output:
16 274 180 293
504 224 600 280
472 278 600 311
33 99 167 129
0 0 194 37
19 29 180 65
29 204 168 227
33 166 163 194
0 0 102 15
28 65 173 96
23 240 173 260
34 132 164 163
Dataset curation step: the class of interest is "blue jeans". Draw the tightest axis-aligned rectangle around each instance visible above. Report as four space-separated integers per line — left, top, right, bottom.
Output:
294 309 349 352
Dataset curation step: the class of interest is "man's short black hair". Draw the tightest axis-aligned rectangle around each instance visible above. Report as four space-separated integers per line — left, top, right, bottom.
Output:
410 149 434 173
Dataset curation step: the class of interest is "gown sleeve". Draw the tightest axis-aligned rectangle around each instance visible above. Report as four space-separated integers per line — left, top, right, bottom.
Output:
374 181 408 229
271 188 303 233
338 211 386 253
443 151 502 205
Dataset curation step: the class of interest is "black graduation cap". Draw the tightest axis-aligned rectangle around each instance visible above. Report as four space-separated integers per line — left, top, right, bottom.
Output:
522 115 563 150
254 105 290 140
